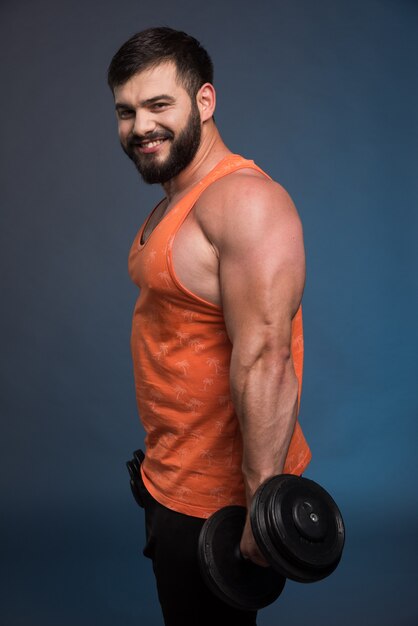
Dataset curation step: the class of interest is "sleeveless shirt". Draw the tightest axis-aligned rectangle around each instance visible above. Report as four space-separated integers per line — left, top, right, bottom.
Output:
128 154 311 518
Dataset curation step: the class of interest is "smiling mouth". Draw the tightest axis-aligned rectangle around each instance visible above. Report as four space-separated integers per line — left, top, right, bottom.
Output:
141 138 165 148
135 137 170 154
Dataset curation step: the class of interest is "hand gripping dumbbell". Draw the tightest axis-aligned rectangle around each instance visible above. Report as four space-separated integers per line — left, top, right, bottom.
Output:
198 474 345 611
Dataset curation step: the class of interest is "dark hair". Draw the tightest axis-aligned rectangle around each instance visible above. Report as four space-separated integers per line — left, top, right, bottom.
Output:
107 27 214 98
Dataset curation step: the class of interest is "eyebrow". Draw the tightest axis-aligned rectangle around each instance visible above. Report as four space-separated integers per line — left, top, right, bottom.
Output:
115 95 176 110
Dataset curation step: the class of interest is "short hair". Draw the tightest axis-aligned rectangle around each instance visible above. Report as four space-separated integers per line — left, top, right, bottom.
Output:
107 27 214 98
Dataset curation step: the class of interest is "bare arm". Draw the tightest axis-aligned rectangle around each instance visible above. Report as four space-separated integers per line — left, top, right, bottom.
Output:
214 177 306 563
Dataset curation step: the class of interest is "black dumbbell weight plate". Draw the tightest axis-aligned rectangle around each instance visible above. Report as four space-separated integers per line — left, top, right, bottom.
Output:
251 475 345 583
198 506 286 611
126 450 145 508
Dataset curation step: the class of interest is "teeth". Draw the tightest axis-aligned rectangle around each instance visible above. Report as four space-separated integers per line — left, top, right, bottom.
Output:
142 139 165 148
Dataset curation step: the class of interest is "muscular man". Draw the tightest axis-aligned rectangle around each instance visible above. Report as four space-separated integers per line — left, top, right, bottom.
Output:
108 27 311 626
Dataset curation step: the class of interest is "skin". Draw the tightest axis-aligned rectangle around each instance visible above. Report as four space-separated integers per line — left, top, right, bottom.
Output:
114 61 306 567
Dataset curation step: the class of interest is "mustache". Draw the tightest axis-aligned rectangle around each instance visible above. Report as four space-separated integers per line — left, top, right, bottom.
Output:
128 130 174 149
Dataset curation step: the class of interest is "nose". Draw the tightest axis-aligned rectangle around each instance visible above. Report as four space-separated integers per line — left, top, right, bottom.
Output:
132 110 156 137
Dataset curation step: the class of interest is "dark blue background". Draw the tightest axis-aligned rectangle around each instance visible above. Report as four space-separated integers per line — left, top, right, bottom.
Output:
1 0 417 624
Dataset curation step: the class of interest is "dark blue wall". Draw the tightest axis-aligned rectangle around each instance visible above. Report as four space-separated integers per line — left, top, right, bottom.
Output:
1 1 417 624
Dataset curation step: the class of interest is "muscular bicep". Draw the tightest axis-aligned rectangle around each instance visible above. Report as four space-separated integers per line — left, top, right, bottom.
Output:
218 183 305 352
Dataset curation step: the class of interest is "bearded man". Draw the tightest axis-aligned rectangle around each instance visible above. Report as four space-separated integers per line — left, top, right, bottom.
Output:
108 27 311 626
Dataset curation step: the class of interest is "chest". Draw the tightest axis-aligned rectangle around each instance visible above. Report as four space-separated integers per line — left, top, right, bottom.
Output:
132 204 221 307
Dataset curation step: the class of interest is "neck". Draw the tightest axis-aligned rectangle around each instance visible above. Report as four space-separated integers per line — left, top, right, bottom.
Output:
161 122 232 201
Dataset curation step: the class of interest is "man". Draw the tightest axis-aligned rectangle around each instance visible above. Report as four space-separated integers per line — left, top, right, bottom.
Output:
108 27 311 626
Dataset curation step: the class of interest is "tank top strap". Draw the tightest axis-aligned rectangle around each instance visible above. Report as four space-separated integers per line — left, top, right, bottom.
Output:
173 154 272 221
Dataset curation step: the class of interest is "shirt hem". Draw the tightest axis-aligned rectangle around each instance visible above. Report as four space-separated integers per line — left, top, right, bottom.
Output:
140 449 312 519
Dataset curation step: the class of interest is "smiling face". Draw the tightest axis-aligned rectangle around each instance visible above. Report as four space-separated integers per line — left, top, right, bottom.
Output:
114 62 202 184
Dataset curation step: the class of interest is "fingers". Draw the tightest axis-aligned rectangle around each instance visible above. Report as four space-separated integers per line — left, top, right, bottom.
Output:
240 522 270 567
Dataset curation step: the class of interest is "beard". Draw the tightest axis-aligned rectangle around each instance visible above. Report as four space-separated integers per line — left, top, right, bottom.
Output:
122 102 202 185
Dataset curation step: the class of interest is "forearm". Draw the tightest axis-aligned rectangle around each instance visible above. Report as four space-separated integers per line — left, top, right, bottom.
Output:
230 345 299 502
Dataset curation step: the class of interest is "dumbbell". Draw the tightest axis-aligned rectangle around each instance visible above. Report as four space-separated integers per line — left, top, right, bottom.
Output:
126 449 145 508
198 474 345 611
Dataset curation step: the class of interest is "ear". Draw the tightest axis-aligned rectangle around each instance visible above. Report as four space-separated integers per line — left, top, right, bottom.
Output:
196 83 216 122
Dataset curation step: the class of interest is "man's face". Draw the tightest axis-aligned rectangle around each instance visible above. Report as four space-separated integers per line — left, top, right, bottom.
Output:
114 62 202 184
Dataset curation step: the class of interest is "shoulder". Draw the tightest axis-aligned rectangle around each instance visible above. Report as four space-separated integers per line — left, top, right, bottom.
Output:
194 167 302 249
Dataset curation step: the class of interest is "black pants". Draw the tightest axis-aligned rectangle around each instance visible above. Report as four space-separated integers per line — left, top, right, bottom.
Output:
136 472 258 626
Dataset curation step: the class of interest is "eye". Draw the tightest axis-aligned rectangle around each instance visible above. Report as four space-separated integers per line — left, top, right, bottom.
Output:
117 109 134 120
151 103 168 111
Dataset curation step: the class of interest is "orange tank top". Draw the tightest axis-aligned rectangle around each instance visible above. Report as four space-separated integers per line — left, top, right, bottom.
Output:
128 154 311 518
